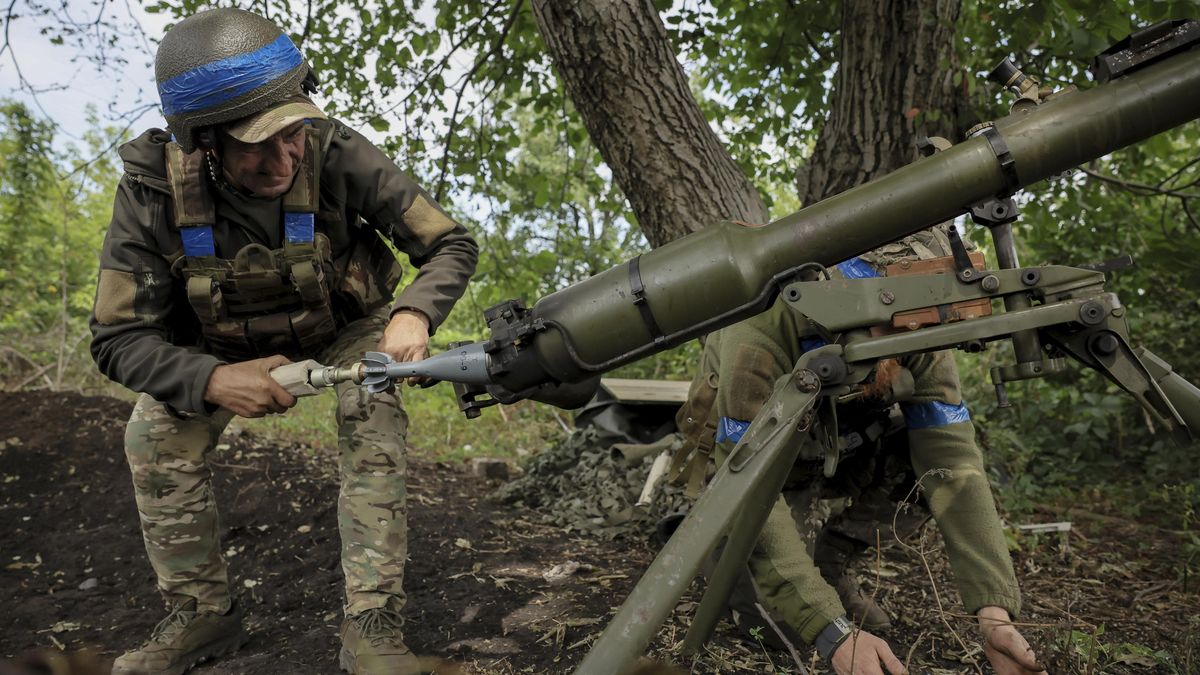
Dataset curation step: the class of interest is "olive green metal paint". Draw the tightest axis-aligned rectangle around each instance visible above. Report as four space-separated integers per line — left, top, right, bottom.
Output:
502 47 1200 394
1139 347 1200 433
573 368 821 674
782 265 1105 330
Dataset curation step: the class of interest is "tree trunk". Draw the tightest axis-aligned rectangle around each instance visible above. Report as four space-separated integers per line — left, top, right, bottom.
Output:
530 0 768 248
797 0 963 204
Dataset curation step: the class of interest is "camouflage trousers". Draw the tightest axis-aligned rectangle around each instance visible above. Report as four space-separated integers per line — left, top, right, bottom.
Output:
123 312 409 616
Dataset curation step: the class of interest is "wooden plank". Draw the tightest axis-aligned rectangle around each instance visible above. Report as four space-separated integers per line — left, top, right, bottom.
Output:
599 378 690 404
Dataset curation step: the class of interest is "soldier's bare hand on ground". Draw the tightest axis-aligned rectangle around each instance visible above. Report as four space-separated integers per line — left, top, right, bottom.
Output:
978 606 1048 675
831 631 908 675
204 355 298 417
377 309 431 386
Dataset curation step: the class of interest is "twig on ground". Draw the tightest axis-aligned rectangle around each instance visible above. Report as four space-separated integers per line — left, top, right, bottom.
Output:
893 468 983 674
752 601 808 674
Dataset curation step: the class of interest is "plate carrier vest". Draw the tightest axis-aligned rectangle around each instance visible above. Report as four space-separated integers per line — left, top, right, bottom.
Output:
165 124 343 360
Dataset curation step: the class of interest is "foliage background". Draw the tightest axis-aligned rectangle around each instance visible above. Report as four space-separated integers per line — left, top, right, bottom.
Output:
1 0 1198 528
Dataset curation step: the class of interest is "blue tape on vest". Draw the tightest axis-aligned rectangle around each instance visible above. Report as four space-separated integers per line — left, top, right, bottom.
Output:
716 417 751 444
284 212 315 244
835 256 880 279
901 401 972 429
180 225 215 257
158 34 304 116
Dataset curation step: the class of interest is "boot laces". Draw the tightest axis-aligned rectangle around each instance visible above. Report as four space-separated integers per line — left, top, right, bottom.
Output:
149 602 197 644
351 607 404 647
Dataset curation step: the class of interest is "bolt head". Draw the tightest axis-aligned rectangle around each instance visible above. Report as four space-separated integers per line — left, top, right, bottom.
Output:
1092 333 1120 356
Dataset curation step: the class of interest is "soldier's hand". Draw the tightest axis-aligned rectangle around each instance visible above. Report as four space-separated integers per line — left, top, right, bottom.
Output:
204 355 298 417
978 606 1048 675
377 309 431 386
831 630 907 675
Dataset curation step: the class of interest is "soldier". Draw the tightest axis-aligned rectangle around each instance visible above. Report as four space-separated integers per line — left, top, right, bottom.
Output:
672 226 1047 675
89 8 477 675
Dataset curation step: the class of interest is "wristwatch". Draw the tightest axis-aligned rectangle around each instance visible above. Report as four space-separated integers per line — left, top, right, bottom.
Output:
815 614 855 664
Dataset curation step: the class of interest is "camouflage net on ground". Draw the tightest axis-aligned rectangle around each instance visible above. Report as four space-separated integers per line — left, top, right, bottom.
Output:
493 428 693 539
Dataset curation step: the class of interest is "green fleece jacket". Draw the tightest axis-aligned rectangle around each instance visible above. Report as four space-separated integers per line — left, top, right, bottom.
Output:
90 119 478 414
712 293 1022 643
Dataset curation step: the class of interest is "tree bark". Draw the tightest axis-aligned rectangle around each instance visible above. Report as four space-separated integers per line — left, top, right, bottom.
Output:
797 0 963 204
530 0 768 248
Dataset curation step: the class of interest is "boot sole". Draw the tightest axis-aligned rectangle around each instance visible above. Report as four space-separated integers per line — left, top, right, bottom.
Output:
112 630 249 675
338 647 422 675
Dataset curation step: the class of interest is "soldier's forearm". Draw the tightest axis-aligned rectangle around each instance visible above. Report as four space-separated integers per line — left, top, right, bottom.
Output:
909 423 1022 616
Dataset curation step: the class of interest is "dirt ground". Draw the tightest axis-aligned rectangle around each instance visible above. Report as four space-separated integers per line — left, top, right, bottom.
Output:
2 390 1198 674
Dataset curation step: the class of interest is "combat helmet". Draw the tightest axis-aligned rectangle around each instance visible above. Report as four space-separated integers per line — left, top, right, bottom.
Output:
155 8 317 153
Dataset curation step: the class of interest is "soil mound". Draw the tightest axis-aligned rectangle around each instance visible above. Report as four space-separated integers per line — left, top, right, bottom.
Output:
2 390 1197 673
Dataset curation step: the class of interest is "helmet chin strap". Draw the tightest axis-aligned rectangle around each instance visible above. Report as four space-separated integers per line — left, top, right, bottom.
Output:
301 70 319 94
205 152 253 199
205 151 297 201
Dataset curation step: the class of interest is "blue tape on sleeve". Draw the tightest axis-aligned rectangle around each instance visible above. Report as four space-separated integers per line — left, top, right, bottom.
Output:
901 401 972 429
158 34 304 116
284 212 315 244
800 337 828 353
835 257 881 279
716 417 751 444
180 225 215 257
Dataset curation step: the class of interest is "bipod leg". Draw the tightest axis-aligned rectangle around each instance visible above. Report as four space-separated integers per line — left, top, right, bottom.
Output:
1046 322 1191 445
573 369 822 675
680 402 813 653
1135 347 1200 437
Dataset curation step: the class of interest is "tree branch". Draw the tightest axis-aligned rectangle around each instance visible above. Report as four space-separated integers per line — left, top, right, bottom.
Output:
1081 167 1200 200
370 0 508 122
1157 155 1200 189
434 0 523 201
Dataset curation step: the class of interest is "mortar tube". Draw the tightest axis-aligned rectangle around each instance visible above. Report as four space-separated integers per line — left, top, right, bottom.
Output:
493 47 1200 393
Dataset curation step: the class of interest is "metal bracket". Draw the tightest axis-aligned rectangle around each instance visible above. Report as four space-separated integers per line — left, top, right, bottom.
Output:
980 125 1020 195
1091 19 1200 84
628 255 667 346
1079 254 1135 274
947 225 983 283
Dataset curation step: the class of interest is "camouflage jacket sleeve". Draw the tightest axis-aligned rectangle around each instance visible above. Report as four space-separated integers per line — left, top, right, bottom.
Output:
901 351 1023 617
323 123 478 332
89 171 225 414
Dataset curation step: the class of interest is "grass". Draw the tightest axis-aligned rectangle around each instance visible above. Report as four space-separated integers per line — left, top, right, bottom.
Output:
232 381 569 463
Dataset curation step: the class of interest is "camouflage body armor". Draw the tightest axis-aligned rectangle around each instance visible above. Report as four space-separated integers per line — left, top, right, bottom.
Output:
165 123 401 360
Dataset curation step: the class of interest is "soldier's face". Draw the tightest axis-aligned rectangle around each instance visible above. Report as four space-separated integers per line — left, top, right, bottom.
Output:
218 122 307 198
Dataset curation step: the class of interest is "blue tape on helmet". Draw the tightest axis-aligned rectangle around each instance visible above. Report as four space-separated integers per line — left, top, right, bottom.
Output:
901 401 972 429
284 212 315 244
159 34 304 116
716 417 751 444
180 225 215 257
835 256 880 279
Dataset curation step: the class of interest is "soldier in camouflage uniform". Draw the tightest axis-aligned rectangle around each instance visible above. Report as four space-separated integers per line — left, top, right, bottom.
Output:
673 226 1047 675
89 9 477 675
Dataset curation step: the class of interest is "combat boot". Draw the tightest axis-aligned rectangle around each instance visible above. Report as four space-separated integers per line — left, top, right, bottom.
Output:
339 606 421 675
111 600 248 675
814 527 892 630
834 573 892 630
